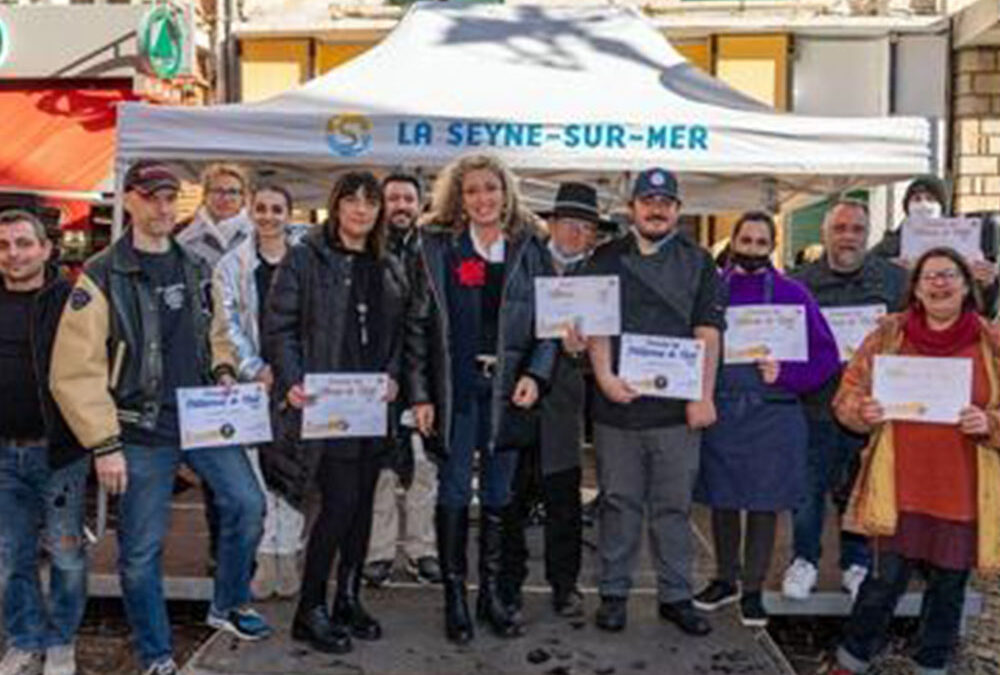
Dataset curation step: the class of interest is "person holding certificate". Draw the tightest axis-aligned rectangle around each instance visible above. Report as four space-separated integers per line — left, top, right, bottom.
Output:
408 153 558 643
830 247 1000 675
499 182 607 621
584 168 725 637
693 212 839 627
263 171 419 655
870 175 999 317
210 183 307 600
51 162 271 675
784 199 908 603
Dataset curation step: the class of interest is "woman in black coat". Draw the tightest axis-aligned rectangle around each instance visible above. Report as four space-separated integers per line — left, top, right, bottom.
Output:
263 171 423 655
407 153 558 643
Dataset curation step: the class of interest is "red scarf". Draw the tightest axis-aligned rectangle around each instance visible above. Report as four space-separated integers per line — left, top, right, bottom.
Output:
902 307 981 356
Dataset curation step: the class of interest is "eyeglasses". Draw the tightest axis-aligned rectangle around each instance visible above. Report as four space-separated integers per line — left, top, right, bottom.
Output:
919 269 962 284
254 204 287 216
210 188 244 198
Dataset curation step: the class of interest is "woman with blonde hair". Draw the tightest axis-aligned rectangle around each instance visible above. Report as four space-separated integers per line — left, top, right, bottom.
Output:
178 163 254 268
407 153 558 643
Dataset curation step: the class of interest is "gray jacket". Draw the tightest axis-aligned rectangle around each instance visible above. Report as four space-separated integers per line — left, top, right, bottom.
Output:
210 225 308 381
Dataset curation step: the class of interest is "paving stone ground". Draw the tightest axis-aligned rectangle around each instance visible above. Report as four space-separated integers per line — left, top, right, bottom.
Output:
183 588 792 675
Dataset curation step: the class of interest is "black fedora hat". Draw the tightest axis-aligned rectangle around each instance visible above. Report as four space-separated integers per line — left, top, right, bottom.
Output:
542 182 613 230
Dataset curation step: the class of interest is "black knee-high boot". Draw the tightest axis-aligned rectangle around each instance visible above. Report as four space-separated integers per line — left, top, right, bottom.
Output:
436 506 474 644
331 563 382 640
477 506 524 638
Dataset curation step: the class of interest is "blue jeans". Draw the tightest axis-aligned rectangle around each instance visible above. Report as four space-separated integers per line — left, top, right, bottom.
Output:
437 376 518 509
118 444 264 668
838 552 969 674
0 445 89 651
792 417 870 569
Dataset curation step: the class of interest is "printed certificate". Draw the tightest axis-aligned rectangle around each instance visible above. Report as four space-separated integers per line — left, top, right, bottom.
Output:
900 216 983 262
535 275 620 338
873 355 972 424
301 373 388 440
724 304 808 364
177 383 273 450
821 304 887 362
618 333 704 401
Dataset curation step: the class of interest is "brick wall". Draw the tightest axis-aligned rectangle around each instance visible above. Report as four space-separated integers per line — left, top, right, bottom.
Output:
953 47 1000 214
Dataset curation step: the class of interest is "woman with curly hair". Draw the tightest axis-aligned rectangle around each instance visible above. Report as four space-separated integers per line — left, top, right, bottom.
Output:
407 153 558 643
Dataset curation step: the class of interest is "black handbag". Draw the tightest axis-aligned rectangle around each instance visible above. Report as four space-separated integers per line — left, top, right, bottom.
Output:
493 403 540 451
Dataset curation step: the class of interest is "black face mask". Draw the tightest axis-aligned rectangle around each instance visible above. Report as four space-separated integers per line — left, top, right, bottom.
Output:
731 252 771 273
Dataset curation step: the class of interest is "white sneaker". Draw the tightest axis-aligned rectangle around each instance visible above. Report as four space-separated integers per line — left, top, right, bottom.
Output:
43 644 75 675
781 558 818 600
841 564 868 602
0 648 43 675
143 659 178 675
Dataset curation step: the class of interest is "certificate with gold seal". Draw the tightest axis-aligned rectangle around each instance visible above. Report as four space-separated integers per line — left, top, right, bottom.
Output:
821 304 886 362
535 275 620 339
177 383 273 450
873 355 971 424
724 304 808 364
301 373 388 440
618 333 704 401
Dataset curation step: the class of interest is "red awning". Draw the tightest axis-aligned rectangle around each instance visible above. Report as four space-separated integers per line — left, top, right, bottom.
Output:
0 81 137 194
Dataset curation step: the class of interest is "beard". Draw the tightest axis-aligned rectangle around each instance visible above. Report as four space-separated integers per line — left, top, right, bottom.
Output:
387 211 416 230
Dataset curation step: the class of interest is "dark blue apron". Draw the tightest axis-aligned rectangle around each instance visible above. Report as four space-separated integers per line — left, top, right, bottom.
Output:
695 271 808 511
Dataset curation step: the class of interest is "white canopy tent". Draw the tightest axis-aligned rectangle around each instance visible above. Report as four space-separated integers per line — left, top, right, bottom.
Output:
116 2 934 214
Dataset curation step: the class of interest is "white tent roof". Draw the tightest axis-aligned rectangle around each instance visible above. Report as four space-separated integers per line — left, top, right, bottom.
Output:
117 2 934 212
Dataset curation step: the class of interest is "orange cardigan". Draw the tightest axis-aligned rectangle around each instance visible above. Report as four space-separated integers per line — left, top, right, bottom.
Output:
833 312 1000 573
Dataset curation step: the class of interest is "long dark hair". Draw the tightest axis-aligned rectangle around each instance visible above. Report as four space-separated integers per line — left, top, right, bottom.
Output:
731 210 776 249
905 246 982 314
326 171 385 258
253 182 294 212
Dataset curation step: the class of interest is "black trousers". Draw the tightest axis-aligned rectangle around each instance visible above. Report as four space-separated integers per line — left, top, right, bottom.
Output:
299 448 381 609
711 509 778 593
502 447 582 594
840 551 969 672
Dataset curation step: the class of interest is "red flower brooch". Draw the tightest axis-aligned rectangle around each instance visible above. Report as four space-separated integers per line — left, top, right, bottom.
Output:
456 258 486 287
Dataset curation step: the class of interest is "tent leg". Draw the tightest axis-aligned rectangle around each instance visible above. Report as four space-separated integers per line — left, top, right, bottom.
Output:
112 157 129 242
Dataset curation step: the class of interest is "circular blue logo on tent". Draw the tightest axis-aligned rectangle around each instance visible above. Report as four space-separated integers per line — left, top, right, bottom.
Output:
326 114 373 157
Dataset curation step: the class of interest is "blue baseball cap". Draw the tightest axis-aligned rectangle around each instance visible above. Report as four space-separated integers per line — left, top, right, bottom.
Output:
631 168 680 202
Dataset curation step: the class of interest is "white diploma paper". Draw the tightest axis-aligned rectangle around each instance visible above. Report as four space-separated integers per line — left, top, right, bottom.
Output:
821 305 887 362
900 216 983 262
177 383 273 450
535 275 620 338
301 373 388 440
724 304 809 364
618 333 705 401
872 355 972 425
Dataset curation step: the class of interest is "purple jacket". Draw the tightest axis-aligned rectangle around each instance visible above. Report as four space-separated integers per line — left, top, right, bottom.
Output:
725 268 840 395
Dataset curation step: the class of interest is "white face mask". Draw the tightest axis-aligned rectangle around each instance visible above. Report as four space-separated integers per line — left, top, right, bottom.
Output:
548 239 585 267
908 199 942 220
